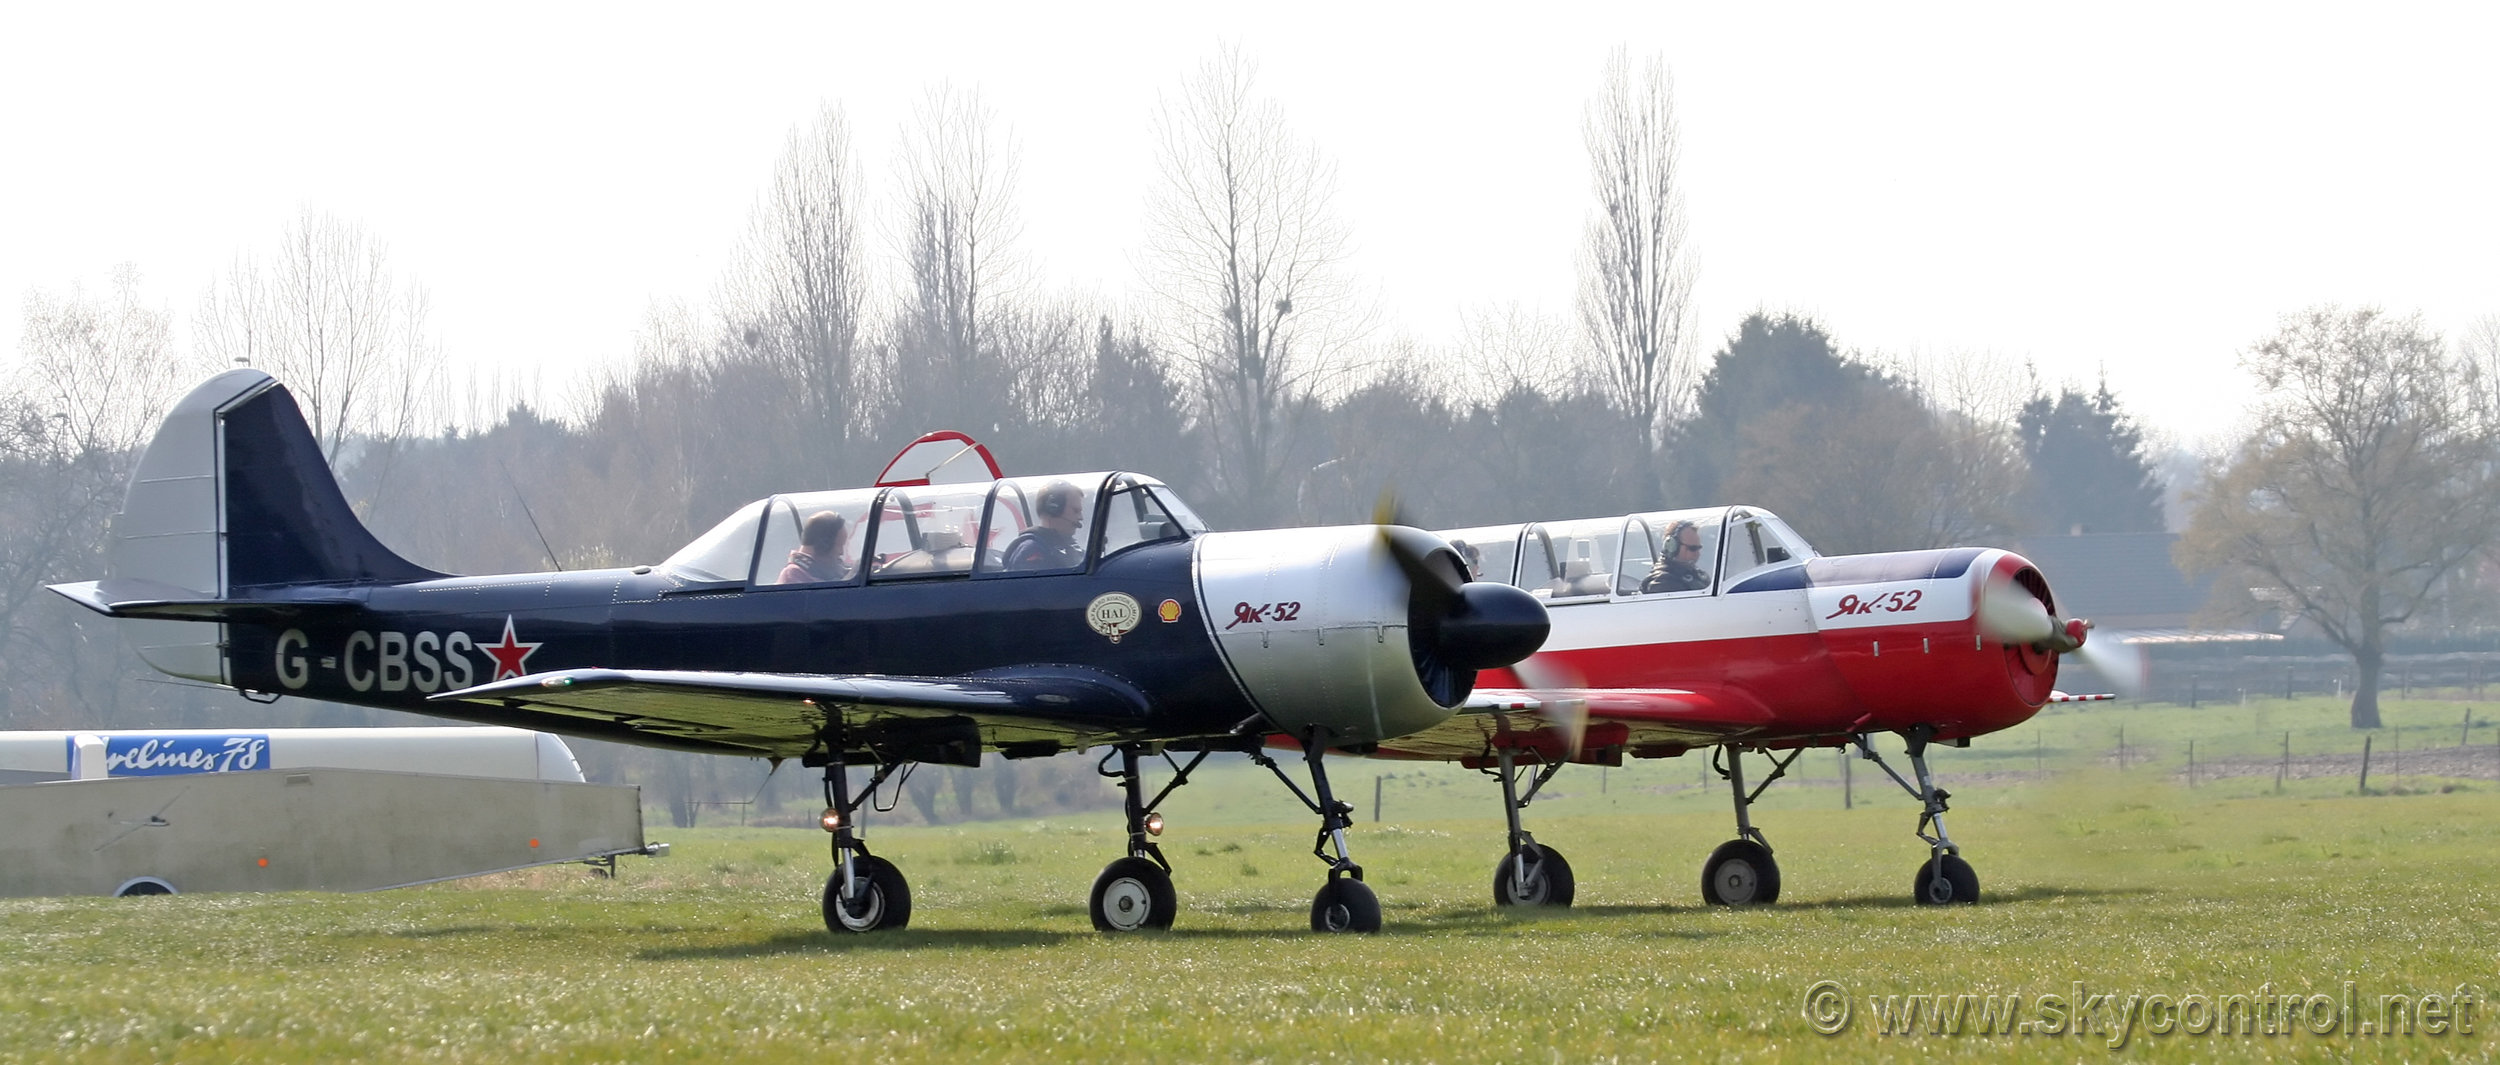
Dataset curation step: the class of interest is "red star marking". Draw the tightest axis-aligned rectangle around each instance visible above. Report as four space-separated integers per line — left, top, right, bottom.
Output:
480 615 542 681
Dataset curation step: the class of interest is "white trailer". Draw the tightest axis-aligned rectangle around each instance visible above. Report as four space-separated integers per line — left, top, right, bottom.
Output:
0 728 661 897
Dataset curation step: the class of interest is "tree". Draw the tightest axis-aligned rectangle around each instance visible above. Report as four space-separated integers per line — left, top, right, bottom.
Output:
724 105 871 486
1673 313 1884 502
889 86 1021 437
195 211 442 464
2016 383 2166 534
2 268 187 726
2179 306 2500 729
1142 49 1355 528
1578 48 1695 499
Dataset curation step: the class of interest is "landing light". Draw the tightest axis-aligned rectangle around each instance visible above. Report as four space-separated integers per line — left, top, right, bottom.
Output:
1145 813 1165 836
820 808 842 832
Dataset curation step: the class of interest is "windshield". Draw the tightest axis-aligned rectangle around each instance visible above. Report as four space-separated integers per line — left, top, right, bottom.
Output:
662 500 767 582
1438 524 1522 583
755 488 878 586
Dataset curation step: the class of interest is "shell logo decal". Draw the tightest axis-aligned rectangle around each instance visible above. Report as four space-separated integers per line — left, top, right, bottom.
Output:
1157 598 1184 624
1087 592 1144 643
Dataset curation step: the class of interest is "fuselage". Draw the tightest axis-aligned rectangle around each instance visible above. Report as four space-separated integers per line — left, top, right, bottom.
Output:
1423 507 2061 756
223 537 1264 754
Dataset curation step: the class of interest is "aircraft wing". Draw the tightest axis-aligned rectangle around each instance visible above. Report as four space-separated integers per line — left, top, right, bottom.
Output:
1369 687 1773 763
430 668 1155 763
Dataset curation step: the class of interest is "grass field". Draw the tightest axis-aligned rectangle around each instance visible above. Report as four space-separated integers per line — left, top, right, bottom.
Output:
7 695 2500 1062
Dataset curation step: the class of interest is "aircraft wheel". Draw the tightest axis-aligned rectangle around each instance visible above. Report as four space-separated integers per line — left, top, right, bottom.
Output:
1492 845 1576 907
1700 839 1781 906
1089 857 1177 932
1310 876 1382 933
1912 854 1980 905
821 855 912 933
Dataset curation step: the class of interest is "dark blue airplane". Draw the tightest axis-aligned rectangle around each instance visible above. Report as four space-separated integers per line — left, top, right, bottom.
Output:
53 370 1549 935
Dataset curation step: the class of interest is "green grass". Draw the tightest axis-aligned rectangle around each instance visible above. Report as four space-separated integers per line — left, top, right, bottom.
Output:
8 695 2500 1062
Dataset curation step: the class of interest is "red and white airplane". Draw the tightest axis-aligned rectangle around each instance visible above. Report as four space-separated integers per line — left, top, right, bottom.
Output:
1361 505 2117 909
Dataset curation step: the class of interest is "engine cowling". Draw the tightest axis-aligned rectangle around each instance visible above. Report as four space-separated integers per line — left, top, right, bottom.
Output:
1194 526 1547 745
1807 548 2063 735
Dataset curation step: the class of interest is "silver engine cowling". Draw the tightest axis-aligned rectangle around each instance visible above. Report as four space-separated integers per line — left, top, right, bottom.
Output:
1194 525 1548 745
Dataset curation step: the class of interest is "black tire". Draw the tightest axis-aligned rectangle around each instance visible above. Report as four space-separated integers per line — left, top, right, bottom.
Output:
1309 876 1383 933
1700 839 1781 906
1089 857 1178 932
1492 845 1577 907
1912 853 1980 905
114 877 175 897
821 855 912 933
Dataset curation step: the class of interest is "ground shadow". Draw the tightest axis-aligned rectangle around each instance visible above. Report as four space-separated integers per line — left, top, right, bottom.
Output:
1772 884 2156 910
638 927 1078 959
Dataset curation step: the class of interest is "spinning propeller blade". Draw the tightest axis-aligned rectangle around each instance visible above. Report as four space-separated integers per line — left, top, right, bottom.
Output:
1510 654 1590 761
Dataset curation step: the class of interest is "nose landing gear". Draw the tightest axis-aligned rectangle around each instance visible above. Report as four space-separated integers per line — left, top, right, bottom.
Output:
1699 744 1799 905
1087 744 1209 932
1855 725 1981 905
1486 745 1575 907
1252 727 1383 933
817 757 914 934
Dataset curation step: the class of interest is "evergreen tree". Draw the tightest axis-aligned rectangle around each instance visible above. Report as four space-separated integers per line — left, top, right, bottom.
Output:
2015 383 2165 534
1672 312 1888 503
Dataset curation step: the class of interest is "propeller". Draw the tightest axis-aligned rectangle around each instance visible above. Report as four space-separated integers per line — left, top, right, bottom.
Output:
2073 634 2148 699
1975 576 2087 654
1510 653 1591 760
1370 489 1549 691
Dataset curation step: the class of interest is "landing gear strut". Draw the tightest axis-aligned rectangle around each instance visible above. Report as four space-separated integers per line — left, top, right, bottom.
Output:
1700 744 1800 906
1251 727 1382 933
1087 744 1210 932
1486 746 1574 907
818 757 913 934
1856 725 1980 905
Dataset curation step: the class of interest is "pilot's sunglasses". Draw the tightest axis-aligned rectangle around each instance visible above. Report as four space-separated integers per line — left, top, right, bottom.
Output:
1677 540 1701 554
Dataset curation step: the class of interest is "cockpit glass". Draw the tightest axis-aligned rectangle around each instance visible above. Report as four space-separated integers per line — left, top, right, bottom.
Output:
1620 507 1727 597
1437 524 1522 584
1513 518 1624 602
1147 485 1210 535
662 500 767 583
975 475 1105 576
866 484 991 581
754 489 878 586
1097 474 1190 562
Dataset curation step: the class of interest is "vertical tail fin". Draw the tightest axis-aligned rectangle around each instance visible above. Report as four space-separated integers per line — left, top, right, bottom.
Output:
103 369 444 682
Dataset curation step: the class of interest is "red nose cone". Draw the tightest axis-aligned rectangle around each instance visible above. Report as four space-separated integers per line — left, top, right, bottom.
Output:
2064 618 2089 648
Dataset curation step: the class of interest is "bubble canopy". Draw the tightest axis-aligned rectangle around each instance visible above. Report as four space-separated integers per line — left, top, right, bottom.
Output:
660 473 1207 586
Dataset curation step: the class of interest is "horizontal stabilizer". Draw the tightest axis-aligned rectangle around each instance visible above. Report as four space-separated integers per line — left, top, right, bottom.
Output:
2046 690 2116 703
47 579 362 623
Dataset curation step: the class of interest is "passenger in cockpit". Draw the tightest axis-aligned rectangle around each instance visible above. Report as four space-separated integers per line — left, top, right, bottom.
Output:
1003 481 1086 571
778 511 854 584
1640 519 1711 593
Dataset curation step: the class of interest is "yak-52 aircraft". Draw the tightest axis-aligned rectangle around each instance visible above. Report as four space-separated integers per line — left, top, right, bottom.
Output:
52 370 1551 935
1377 507 2117 909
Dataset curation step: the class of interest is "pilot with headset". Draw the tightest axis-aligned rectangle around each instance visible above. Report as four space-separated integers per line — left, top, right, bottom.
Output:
1640 518 1711 593
1003 481 1086 571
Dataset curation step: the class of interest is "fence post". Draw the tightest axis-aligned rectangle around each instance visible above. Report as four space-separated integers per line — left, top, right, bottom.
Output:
2464 706 2474 748
1373 775 1384 822
1843 748 1853 809
2118 723 2127 772
2287 666 2296 700
2358 735 2374 795
2188 739 2196 788
2278 731 2289 793
2190 674 2200 709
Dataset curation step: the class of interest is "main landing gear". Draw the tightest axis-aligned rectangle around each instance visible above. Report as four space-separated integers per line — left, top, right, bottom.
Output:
1251 727 1382 933
819 758 913 934
1087 744 1211 932
1700 744 1801 905
1849 725 1980 904
1485 746 1575 907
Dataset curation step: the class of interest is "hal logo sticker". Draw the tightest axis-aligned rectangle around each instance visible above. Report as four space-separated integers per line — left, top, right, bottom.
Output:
1087 592 1143 643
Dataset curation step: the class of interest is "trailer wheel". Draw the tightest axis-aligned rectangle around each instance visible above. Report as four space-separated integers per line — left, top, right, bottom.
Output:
113 877 176 897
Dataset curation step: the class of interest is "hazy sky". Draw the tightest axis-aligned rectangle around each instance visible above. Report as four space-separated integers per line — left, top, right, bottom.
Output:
4 3 2493 446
